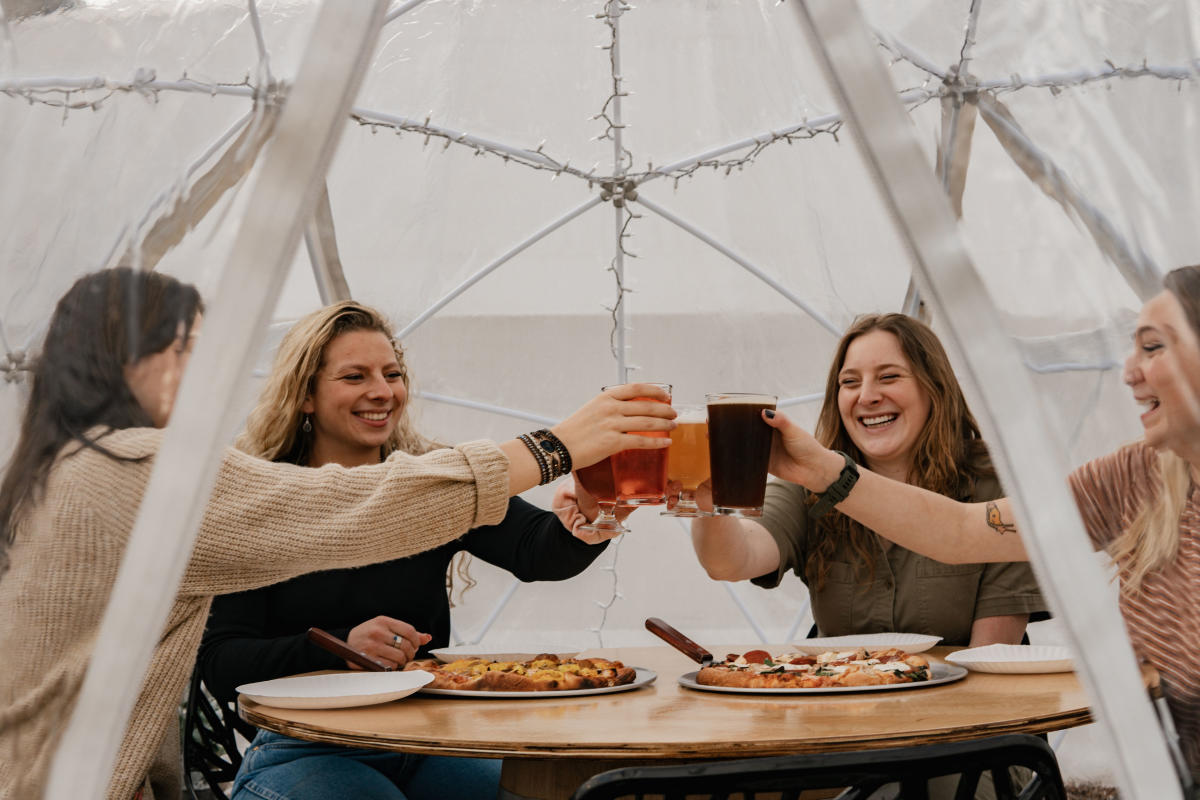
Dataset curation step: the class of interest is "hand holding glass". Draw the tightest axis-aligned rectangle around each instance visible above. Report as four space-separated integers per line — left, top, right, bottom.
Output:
607 383 672 506
706 393 777 518
574 457 628 535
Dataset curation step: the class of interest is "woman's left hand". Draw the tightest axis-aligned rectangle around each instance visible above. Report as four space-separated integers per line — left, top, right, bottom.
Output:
552 480 589 535
554 478 626 545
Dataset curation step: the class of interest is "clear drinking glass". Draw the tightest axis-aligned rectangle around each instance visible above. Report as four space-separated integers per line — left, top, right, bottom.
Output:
705 393 777 518
575 456 629 535
661 404 711 518
606 383 672 506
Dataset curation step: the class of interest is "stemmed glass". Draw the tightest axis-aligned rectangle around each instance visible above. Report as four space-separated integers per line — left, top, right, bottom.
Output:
661 404 711 518
575 456 629 535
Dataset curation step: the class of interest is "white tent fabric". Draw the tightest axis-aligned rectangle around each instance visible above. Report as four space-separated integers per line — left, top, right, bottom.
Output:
2 0 1198 794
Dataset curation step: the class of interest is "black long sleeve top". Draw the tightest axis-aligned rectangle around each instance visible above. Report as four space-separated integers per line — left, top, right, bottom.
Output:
198 496 607 705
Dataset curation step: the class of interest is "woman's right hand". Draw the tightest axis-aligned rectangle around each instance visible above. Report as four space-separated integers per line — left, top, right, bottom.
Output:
345 616 432 670
550 383 675 470
764 408 844 492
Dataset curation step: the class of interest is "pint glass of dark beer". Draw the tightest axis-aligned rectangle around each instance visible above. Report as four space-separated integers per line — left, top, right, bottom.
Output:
607 383 672 505
705 393 777 517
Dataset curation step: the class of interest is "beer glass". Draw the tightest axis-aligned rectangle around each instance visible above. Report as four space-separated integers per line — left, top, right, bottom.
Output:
705 393 777 517
575 456 629 535
607 383 672 505
661 405 710 518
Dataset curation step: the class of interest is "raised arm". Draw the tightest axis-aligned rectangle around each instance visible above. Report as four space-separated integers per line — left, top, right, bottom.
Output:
765 409 1029 565
689 480 781 581
503 382 676 495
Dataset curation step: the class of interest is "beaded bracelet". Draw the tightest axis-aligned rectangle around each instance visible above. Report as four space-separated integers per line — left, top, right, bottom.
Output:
518 429 574 485
518 433 551 485
531 429 573 476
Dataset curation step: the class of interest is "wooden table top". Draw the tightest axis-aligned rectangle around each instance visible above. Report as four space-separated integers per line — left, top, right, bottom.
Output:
239 645 1157 761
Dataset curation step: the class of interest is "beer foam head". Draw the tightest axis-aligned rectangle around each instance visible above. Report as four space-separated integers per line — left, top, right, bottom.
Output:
705 393 777 406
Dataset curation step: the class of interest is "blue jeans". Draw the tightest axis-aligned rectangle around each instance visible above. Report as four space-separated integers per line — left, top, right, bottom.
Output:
232 730 502 800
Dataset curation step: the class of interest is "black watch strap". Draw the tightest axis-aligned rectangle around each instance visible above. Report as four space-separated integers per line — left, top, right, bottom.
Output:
808 451 860 519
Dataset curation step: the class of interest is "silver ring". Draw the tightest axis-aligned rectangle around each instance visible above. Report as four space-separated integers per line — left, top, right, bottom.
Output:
392 634 403 648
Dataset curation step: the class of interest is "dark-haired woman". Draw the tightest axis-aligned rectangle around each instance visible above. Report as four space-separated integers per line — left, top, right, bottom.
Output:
762 269 1200 784
0 268 674 800
691 314 1045 646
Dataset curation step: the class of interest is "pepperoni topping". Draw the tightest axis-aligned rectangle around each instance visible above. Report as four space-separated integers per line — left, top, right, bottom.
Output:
742 649 771 664
788 656 817 665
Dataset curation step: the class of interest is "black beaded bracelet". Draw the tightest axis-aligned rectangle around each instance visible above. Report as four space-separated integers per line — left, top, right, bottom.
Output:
518 429 574 485
519 433 551 485
531 429 573 476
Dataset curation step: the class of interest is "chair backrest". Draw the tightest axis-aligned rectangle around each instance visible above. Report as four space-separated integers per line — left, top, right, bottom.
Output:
570 733 1067 800
182 668 259 800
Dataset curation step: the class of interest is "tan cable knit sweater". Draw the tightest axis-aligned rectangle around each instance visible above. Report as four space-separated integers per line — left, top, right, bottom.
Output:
0 427 510 800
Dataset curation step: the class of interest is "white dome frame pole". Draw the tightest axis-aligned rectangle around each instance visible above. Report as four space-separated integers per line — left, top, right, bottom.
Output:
791 1 1182 796
44 2 390 796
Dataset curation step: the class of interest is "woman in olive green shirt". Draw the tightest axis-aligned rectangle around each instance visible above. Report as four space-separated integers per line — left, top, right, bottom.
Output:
691 314 1045 645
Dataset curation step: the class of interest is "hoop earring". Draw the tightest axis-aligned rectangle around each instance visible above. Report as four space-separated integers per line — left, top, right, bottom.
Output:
302 414 313 433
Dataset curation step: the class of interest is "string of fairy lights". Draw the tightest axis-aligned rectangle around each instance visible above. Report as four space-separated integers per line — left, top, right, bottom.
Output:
2 0 1198 647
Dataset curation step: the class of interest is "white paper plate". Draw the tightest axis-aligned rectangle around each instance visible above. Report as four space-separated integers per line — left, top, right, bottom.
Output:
429 646 582 663
420 667 656 698
945 645 1073 674
678 663 967 695
789 633 943 656
237 670 434 709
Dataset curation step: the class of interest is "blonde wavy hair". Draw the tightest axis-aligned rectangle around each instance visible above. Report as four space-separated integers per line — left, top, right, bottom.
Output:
238 301 434 463
1107 265 1200 595
238 301 476 598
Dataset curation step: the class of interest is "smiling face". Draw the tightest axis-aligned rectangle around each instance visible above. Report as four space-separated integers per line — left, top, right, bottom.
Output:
1125 290 1200 458
836 329 932 481
302 329 408 467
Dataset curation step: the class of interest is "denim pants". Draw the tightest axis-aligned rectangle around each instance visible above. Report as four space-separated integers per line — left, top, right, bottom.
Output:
232 729 502 800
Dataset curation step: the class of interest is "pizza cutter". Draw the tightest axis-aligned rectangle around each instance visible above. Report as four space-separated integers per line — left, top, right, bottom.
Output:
645 617 714 667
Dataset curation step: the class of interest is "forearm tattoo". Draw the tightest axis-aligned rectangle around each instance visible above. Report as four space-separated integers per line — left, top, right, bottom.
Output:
985 501 1018 535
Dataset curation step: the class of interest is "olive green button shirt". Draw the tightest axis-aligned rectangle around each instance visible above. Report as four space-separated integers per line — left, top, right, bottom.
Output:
750 474 1046 645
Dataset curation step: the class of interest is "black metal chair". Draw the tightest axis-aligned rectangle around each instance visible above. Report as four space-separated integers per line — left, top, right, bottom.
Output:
570 733 1067 800
182 668 259 800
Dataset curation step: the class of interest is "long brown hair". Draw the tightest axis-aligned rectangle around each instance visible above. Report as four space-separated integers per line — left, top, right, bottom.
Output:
1109 265 1200 595
807 313 994 589
0 268 203 574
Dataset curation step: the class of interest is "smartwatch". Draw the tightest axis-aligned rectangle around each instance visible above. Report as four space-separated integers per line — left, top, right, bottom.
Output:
808 450 860 519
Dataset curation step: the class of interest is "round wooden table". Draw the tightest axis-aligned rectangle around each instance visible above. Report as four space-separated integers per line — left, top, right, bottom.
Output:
239 645 1157 800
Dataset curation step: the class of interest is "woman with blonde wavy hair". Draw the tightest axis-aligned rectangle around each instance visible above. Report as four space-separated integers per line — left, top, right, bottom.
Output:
761 266 1200 785
690 313 1045 648
199 301 630 800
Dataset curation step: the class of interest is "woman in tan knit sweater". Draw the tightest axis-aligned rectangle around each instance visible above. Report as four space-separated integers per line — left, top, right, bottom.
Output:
0 267 674 800
758 265 1200 787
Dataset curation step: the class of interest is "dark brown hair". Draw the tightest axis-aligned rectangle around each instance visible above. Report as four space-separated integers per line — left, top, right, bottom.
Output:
806 313 994 589
0 268 203 573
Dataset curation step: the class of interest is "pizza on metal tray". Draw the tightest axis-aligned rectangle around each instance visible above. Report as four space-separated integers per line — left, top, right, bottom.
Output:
404 653 637 692
696 647 931 689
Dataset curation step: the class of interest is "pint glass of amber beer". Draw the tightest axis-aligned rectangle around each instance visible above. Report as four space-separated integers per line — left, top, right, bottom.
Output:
705 393 777 517
661 405 710 518
607 383 672 505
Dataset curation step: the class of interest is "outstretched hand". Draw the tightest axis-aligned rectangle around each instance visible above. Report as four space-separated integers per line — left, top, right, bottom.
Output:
763 408 843 492
550 383 675 471
554 477 629 545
